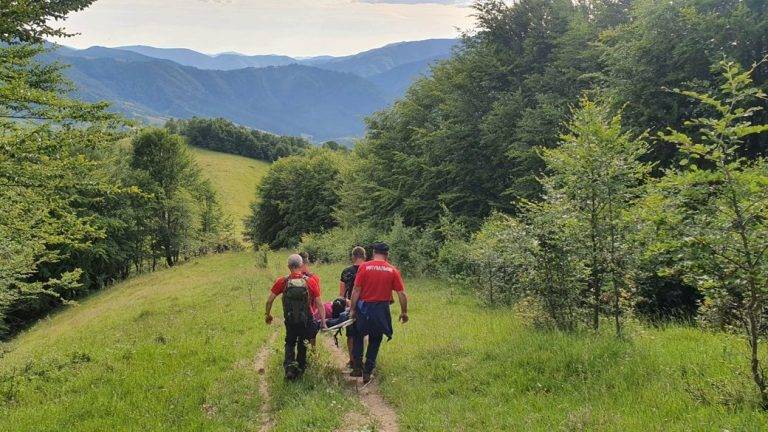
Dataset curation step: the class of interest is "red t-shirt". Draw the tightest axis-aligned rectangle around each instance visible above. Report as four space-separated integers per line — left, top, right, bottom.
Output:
353 260 405 302
305 272 321 294
271 272 321 316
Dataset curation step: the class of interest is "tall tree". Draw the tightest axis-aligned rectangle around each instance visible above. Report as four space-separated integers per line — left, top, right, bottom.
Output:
640 61 768 407
130 129 202 267
539 97 651 335
0 0 125 334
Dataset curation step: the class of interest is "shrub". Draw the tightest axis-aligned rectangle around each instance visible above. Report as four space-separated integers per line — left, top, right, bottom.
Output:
245 148 346 248
300 225 379 264
382 218 439 277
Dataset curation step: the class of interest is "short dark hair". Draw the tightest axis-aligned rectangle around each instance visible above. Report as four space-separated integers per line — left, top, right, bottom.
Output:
371 242 390 254
351 246 366 261
298 251 309 264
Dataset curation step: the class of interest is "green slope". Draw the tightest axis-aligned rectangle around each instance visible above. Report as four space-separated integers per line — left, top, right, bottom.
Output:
190 146 269 239
0 253 356 432
2 251 767 431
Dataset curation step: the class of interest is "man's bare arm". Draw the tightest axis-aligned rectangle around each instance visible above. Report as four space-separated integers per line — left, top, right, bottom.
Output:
265 292 277 324
339 281 345 298
349 286 361 318
397 291 408 323
315 297 327 328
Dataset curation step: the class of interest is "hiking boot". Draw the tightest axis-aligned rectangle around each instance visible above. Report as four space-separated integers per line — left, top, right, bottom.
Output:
346 360 354 369
350 368 363 377
284 367 297 381
362 372 372 384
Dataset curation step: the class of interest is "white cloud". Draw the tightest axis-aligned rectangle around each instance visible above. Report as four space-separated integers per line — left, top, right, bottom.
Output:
55 0 475 57
358 0 471 4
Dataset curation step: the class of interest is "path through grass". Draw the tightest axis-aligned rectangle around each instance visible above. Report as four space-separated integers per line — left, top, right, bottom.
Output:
3 252 767 431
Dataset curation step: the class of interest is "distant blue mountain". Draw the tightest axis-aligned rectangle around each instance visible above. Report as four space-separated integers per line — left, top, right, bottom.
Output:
44 39 457 140
368 55 449 100
307 39 457 77
117 45 297 70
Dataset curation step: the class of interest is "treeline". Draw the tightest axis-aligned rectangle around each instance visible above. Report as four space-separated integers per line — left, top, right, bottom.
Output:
246 0 768 406
0 3 236 337
166 117 311 162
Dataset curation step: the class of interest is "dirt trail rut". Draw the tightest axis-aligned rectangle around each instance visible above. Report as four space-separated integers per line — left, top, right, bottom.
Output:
322 336 400 432
254 329 279 432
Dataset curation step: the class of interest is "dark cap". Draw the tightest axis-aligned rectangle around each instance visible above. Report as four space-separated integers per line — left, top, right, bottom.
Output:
371 242 390 254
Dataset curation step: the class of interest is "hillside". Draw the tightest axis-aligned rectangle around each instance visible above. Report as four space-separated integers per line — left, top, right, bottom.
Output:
118 45 297 70
51 52 389 141
1 251 766 431
190 147 269 238
42 40 455 140
307 39 457 77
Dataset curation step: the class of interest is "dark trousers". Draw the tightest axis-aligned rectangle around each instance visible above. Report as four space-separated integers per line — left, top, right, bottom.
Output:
284 322 309 370
353 331 383 373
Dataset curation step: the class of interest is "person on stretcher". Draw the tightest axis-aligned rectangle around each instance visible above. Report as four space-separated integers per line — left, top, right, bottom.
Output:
314 297 351 328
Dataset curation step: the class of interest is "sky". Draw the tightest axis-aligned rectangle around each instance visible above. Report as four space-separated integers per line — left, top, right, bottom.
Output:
54 0 477 57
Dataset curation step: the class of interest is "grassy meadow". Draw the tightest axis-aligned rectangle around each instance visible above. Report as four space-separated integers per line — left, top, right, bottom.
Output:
0 252 766 431
0 253 350 432
190 146 270 238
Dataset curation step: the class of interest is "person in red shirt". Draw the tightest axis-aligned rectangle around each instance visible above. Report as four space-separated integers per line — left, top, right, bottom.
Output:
339 246 367 367
265 254 326 380
299 251 321 318
349 242 408 384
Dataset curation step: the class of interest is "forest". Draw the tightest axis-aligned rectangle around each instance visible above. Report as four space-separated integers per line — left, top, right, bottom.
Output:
244 0 768 406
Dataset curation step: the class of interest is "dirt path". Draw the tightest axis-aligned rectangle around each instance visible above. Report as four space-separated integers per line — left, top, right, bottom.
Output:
321 336 400 432
254 329 280 432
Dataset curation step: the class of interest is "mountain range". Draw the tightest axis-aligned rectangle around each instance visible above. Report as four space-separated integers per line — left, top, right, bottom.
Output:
45 39 458 141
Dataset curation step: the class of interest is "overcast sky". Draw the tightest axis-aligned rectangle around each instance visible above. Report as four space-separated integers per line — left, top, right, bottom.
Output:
54 0 477 57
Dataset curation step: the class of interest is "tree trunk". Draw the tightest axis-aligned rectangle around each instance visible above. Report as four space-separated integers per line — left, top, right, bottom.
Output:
608 194 621 338
589 195 601 331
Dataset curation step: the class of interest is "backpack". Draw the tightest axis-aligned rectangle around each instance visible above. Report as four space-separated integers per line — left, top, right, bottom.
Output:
341 265 359 299
282 276 311 326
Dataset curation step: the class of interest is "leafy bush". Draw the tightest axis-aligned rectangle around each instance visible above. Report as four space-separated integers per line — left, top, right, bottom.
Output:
300 225 379 264
382 218 439 277
299 218 440 277
245 148 346 248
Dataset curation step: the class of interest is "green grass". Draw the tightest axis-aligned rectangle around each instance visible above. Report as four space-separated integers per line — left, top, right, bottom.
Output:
0 253 352 431
374 280 768 431
189 146 269 238
2 253 767 431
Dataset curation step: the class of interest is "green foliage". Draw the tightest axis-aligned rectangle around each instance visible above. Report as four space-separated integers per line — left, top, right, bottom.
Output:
638 60 768 406
0 18 128 334
0 0 96 43
299 218 441 277
167 117 310 163
245 148 346 248
450 97 650 332
602 0 768 165
130 128 236 267
381 218 439 278
339 0 623 228
539 97 652 334
255 244 270 270
300 225 379 264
